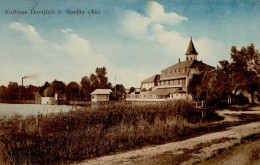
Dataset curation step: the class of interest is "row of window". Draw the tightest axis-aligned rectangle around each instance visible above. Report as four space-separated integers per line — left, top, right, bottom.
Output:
159 78 186 86
163 68 187 75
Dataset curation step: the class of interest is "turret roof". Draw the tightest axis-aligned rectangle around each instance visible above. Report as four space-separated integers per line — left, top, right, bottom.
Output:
185 37 198 55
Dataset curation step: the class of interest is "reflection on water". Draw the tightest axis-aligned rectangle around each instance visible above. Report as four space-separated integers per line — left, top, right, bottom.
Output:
0 103 73 118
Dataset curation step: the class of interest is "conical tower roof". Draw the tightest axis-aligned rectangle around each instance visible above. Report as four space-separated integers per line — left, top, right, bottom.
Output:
185 37 198 55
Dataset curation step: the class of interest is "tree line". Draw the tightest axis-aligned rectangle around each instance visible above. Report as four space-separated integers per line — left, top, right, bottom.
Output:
0 67 125 102
188 44 260 106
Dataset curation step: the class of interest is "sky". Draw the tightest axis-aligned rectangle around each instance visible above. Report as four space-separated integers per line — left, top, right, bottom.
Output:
0 0 259 88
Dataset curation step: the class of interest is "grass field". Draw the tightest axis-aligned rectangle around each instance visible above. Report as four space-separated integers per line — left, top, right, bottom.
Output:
0 100 223 164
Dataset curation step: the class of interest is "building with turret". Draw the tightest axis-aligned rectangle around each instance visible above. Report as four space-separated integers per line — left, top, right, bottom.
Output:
127 38 214 101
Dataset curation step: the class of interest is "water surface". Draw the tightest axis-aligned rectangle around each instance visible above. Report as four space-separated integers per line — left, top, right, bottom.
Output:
0 103 73 118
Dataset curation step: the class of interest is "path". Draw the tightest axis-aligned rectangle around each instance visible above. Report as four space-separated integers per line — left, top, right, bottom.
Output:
75 106 260 165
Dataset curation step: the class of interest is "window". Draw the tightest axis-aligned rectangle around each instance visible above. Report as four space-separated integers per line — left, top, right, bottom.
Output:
168 80 170 85
183 79 186 85
178 79 180 85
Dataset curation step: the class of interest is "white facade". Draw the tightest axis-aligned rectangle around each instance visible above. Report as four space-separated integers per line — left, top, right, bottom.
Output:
141 82 154 90
91 94 109 102
91 89 112 102
41 97 55 104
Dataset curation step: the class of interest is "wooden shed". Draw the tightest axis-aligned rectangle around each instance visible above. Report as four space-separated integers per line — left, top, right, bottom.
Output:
91 89 112 102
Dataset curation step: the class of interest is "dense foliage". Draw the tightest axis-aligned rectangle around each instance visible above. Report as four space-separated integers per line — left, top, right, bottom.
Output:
188 44 260 106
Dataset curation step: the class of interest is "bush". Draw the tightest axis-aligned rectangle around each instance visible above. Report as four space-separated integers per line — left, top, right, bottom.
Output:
0 100 220 164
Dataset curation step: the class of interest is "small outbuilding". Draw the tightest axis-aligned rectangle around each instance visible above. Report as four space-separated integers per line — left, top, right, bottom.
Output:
91 89 112 102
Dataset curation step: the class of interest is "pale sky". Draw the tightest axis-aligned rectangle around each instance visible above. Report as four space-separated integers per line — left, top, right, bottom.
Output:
0 0 259 88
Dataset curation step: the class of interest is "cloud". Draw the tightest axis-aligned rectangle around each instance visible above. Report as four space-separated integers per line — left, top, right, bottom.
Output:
120 1 225 67
61 28 74 33
4 22 108 86
9 22 46 44
121 11 150 37
60 33 91 57
146 1 188 25
121 1 187 38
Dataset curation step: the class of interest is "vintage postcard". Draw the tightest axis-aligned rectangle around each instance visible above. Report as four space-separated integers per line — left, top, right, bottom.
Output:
0 0 259 164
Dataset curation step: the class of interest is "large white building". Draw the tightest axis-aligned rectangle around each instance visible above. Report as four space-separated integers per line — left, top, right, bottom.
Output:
127 38 214 101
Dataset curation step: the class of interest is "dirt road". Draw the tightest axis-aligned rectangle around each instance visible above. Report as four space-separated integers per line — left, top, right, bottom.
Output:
75 106 260 165
199 138 260 165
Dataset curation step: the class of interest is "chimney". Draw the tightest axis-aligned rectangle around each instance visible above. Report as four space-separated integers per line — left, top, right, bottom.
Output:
179 58 180 63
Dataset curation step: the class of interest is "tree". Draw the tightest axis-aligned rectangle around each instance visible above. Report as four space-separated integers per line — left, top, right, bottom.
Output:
51 80 66 94
90 73 99 91
96 67 109 88
187 74 203 101
23 85 40 100
43 87 54 97
80 76 91 99
90 67 112 91
129 87 135 94
230 44 260 103
113 84 125 98
39 82 50 96
7 81 20 100
66 81 80 101
188 44 260 106
0 86 7 101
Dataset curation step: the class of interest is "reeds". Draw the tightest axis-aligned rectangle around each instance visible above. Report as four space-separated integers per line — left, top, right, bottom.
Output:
0 100 221 164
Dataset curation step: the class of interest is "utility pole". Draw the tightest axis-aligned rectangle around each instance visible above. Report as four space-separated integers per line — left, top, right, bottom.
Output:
115 75 117 94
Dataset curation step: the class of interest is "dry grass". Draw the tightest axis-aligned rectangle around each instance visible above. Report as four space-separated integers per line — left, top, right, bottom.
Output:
0 100 221 164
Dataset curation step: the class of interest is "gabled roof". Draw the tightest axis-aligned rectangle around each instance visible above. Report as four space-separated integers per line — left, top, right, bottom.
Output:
142 74 160 83
161 60 194 78
186 38 198 55
192 60 215 71
160 60 214 79
91 89 112 95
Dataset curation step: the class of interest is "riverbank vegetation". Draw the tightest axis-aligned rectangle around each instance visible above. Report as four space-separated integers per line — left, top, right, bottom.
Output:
0 100 223 164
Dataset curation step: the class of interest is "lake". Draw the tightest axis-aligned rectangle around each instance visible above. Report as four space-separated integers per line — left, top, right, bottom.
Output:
0 103 74 118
